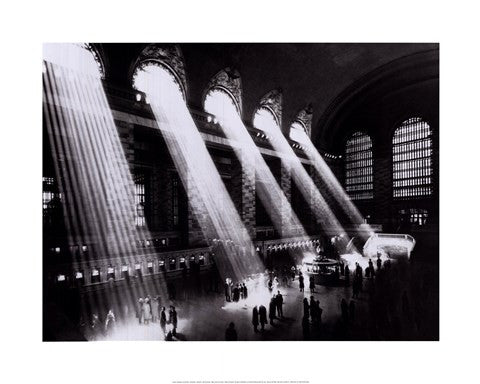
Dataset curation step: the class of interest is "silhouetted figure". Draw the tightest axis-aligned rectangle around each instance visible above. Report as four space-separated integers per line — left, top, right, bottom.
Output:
345 265 350 286
365 266 371 278
225 322 237 341
169 306 178 335
377 256 382 270
242 283 248 299
309 276 315 293
269 297 276 325
340 262 345 276
137 298 144 324
341 298 349 323
224 281 231 302
291 266 296 281
252 306 259 332
160 307 166 335
268 278 273 292
299 274 305 292
276 291 284 317
368 259 375 277
349 300 355 323
303 298 310 319
233 285 240 302
105 309 115 334
259 305 267 331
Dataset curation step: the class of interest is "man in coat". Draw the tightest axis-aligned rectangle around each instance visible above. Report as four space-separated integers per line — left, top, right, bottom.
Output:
259 304 267 331
252 306 259 332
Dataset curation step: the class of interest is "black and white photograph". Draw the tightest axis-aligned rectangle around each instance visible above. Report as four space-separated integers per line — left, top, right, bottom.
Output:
42 42 439 342
3 1 479 383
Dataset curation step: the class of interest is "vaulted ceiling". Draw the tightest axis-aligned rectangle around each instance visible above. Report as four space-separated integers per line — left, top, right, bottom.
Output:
96 43 438 147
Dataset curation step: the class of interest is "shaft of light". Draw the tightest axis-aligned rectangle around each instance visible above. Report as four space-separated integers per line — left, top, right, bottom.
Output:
297 129 373 240
134 65 263 282
204 89 314 261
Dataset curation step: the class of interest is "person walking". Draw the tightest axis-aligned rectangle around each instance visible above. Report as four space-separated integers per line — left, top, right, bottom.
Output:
259 304 267 331
252 306 259 333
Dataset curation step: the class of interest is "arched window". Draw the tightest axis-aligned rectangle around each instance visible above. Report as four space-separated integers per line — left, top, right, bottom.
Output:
132 63 183 104
253 107 280 134
344 132 373 200
43 43 105 79
392 117 432 198
204 88 240 123
289 121 308 144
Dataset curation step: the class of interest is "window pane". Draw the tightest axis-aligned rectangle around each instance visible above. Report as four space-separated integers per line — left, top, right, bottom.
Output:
344 132 373 200
392 117 432 199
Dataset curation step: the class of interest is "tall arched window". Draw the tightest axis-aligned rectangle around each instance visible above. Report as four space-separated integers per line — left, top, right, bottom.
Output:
204 88 240 123
392 117 432 198
289 121 309 144
253 107 280 134
345 132 373 200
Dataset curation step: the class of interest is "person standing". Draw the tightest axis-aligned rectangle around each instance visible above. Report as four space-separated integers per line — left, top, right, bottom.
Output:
243 283 248 300
276 291 284 318
170 306 178 336
269 297 276 325
377 255 382 271
160 306 166 335
299 273 305 292
143 298 152 325
252 306 259 333
105 309 115 335
259 304 267 331
309 276 315 293
137 298 144 324
151 296 159 323
225 322 237 341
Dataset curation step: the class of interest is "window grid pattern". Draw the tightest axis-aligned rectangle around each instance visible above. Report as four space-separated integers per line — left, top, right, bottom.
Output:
345 132 373 200
393 117 433 198
134 176 146 227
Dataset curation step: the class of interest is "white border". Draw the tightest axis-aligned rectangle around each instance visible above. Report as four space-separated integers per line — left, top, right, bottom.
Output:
1 1 478 383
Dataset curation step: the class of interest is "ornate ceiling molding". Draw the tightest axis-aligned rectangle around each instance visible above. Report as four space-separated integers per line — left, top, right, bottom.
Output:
132 44 187 99
206 68 242 115
293 105 313 137
82 43 105 79
258 89 282 128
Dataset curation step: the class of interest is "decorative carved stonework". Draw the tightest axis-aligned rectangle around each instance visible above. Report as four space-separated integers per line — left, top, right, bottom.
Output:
132 44 187 99
206 68 242 115
258 89 283 127
83 43 105 79
294 106 313 137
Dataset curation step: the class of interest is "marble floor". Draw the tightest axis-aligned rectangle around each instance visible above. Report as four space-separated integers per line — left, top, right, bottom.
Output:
90 273 372 341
